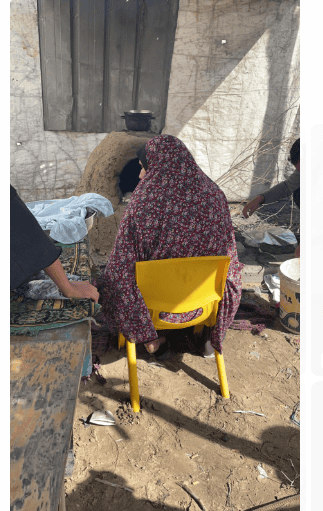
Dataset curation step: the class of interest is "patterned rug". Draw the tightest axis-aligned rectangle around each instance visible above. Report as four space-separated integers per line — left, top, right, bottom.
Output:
10 236 100 335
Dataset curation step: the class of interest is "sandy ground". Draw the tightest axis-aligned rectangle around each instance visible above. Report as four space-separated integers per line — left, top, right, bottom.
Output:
64 200 300 510
64 314 300 511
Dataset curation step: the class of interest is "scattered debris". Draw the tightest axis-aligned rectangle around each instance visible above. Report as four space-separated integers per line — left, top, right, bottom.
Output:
290 402 300 427
249 351 260 360
147 360 166 368
254 285 263 296
289 458 298 474
88 410 116 426
280 469 299 487
84 356 107 386
225 481 232 507
177 483 207 511
257 464 269 479
95 477 133 492
116 400 140 426
286 368 293 379
234 410 267 418
95 372 108 385
80 416 91 428
263 274 280 302
284 334 300 353
282 459 300 487
230 302 275 335
242 226 298 251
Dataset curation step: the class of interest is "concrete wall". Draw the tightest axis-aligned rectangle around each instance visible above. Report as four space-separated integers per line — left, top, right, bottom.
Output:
163 0 300 201
11 0 299 203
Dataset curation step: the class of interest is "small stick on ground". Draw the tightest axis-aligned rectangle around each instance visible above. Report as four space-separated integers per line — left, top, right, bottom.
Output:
95 478 133 493
225 481 232 507
177 483 207 511
289 457 299 475
280 470 297 487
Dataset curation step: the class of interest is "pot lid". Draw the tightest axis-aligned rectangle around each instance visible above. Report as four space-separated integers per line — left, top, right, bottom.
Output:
125 110 153 114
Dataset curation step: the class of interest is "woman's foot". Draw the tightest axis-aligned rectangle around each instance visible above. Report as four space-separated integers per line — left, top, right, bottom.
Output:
144 337 167 354
203 339 215 358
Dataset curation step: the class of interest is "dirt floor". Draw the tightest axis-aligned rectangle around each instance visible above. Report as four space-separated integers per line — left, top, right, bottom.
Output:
64 313 300 511
64 200 300 511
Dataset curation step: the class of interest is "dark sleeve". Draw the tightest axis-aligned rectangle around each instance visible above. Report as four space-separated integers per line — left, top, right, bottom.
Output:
10 185 62 290
262 169 300 204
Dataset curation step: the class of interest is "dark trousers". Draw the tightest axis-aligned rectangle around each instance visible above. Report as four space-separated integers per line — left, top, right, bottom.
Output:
293 188 300 209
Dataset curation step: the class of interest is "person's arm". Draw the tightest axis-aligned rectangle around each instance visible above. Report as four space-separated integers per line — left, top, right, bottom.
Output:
11 185 62 289
11 185 99 302
261 168 300 204
243 169 300 218
44 258 99 303
242 194 265 218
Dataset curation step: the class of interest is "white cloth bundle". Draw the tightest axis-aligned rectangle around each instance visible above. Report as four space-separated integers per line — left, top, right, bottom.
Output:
26 193 114 244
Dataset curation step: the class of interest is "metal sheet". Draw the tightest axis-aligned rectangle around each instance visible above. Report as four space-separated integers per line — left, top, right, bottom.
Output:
38 0 73 131
10 322 91 511
71 0 106 132
104 0 138 132
136 0 179 133
38 0 179 133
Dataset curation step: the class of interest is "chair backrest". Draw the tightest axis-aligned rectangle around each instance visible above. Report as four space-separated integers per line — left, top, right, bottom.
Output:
135 256 230 314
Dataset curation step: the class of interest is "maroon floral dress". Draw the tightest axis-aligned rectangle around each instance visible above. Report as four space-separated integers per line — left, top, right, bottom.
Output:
100 135 243 354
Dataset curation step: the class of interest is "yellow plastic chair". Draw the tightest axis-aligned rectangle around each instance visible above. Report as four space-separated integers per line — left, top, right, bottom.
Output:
118 255 231 412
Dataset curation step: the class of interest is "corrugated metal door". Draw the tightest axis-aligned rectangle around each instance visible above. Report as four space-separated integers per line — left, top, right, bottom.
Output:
38 0 179 133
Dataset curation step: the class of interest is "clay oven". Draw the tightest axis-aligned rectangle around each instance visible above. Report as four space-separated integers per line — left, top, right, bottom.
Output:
74 131 153 256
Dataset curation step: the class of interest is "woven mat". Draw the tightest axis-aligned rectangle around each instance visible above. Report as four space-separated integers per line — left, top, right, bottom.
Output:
10 236 100 335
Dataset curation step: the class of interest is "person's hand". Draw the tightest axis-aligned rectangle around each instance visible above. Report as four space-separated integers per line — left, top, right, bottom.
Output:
63 281 100 303
242 195 265 218
44 258 100 302
294 243 300 258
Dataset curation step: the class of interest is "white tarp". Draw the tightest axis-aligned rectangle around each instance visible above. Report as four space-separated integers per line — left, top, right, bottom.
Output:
163 0 300 201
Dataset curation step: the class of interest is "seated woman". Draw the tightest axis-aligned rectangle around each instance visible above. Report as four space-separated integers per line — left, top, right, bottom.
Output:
98 135 243 357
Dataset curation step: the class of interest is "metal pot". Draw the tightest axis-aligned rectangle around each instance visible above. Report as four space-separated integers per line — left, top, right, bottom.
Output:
120 110 155 131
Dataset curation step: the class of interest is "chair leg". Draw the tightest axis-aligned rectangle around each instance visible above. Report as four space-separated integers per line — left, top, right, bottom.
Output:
126 340 140 412
118 332 126 350
214 350 230 399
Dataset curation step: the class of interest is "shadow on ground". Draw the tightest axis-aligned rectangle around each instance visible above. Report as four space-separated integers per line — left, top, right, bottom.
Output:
66 468 299 511
66 469 186 511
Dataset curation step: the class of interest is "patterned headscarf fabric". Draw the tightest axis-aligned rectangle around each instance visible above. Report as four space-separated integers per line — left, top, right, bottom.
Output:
100 135 243 353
